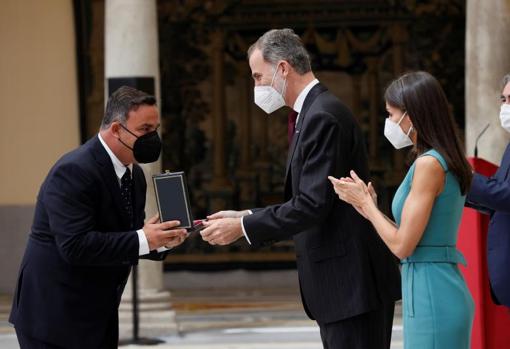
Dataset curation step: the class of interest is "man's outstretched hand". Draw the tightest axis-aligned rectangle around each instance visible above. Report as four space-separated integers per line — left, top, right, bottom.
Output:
200 218 244 245
206 210 251 220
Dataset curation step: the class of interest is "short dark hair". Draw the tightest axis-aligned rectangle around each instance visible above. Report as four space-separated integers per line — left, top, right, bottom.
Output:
247 28 311 75
101 86 156 129
384 71 472 194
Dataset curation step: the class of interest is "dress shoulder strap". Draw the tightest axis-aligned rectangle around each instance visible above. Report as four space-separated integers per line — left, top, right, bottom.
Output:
419 149 448 172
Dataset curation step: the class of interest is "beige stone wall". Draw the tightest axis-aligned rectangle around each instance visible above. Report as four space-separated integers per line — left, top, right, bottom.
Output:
466 0 510 164
0 0 80 205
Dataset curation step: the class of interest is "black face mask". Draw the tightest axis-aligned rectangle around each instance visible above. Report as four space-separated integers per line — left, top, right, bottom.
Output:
119 124 162 163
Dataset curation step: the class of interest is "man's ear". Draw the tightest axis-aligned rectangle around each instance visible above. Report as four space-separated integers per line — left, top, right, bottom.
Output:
280 60 291 78
110 121 121 139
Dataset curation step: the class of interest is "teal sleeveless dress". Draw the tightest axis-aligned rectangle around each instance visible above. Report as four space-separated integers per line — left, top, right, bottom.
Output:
392 149 474 348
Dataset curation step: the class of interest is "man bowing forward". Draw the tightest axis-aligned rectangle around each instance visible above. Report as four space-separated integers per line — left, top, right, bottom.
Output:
10 87 188 348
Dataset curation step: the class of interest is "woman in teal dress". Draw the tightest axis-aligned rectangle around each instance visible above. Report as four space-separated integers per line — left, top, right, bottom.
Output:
329 71 474 348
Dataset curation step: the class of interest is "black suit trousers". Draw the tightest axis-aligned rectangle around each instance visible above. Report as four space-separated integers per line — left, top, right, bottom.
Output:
318 301 394 349
16 325 117 349
16 328 63 349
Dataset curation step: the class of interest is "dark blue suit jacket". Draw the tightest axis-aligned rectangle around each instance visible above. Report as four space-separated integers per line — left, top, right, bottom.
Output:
9 136 164 348
468 143 510 307
244 84 401 325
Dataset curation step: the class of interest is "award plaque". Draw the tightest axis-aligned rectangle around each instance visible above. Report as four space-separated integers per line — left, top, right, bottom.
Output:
152 171 204 231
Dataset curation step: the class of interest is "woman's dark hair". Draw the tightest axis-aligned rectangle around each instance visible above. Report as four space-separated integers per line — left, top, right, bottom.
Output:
384 71 472 194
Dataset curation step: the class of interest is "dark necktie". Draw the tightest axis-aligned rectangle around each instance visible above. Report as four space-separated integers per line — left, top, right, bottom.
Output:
120 167 134 228
288 110 299 145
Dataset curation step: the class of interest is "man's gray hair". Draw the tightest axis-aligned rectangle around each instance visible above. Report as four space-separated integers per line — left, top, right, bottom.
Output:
247 28 311 75
501 74 510 92
101 86 156 129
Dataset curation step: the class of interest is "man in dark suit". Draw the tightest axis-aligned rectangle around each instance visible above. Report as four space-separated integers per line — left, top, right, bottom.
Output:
9 86 189 348
467 73 510 308
200 29 401 348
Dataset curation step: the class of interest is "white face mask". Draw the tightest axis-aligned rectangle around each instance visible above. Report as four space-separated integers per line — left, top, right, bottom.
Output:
254 64 287 114
500 104 510 133
384 112 414 149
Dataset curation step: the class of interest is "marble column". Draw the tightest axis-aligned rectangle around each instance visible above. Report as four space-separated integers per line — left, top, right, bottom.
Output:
466 0 510 164
105 0 176 337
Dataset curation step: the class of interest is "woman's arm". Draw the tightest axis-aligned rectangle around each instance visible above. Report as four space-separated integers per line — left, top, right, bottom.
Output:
331 156 444 259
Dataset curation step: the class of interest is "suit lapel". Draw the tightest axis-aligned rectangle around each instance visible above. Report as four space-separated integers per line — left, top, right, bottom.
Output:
90 136 129 226
285 83 328 178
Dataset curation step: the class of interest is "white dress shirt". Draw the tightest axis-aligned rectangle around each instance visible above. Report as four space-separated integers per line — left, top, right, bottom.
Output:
293 78 319 124
240 79 320 244
98 134 167 255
